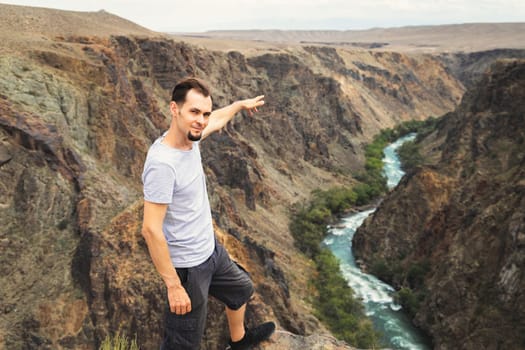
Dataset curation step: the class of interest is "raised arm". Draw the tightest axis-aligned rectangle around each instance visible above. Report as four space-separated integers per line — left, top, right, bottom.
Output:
201 95 265 140
142 201 192 315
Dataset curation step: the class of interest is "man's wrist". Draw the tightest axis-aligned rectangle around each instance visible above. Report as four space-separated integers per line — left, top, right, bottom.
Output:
164 277 182 289
232 100 243 113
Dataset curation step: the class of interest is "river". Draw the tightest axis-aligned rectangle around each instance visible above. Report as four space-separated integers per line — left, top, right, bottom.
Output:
323 133 432 349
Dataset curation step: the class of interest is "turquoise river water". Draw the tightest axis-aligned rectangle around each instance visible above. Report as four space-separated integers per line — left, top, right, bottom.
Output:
323 133 432 349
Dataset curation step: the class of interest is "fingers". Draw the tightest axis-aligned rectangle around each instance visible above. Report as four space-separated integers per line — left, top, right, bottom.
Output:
171 297 192 315
254 95 265 107
245 96 264 116
245 95 264 109
168 288 192 315
247 107 257 117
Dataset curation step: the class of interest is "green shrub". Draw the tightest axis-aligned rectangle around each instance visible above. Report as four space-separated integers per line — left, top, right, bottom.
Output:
397 140 424 172
395 287 419 317
407 260 431 289
289 199 330 257
394 287 427 318
99 332 139 350
370 259 395 282
322 187 358 213
314 249 382 348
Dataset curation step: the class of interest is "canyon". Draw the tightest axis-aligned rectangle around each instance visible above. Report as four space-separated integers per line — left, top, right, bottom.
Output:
353 59 525 349
0 3 523 349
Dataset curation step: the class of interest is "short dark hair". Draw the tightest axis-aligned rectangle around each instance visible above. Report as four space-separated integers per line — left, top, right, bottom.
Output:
171 77 211 104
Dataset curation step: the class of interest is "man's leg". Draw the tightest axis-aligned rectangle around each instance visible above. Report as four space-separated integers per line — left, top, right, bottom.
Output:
225 304 247 342
208 242 275 349
161 265 212 350
225 303 275 350
161 303 206 350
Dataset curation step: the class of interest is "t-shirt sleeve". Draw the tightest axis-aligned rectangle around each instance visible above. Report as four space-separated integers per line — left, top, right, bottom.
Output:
142 161 176 204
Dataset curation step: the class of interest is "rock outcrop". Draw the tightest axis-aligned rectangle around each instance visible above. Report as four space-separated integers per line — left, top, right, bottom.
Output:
438 49 525 89
353 59 525 349
0 4 465 349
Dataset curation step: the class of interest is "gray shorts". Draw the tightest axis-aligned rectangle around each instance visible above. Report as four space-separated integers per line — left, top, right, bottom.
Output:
161 241 254 350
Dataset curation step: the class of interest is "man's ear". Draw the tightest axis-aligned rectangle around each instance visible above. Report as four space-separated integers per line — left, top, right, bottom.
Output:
170 101 179 117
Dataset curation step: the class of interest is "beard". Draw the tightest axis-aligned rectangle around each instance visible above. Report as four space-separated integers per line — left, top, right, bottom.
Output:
187 131 202 142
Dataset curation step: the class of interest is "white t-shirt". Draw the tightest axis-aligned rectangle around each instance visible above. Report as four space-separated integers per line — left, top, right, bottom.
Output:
142 136 214 268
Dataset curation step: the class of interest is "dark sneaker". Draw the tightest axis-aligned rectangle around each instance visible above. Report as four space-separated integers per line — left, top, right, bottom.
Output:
227 322 276 350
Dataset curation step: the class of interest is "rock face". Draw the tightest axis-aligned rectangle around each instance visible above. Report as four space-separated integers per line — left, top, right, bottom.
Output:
353 59 525 349
438 49 525 89
0 4 465 350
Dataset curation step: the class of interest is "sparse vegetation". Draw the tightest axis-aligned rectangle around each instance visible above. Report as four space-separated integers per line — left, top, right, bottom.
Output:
395 287 419 316
314 249 382 348
397 140 425 172
407 260 431 289
370 258 401 283
394 286 428 318
99 333 139 350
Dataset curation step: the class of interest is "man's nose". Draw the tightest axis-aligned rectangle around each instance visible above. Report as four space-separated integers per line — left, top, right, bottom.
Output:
196 113 205 124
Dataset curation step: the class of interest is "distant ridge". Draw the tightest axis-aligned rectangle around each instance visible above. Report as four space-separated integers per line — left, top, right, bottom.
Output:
1 3 524 54
0 3 156 38
180 23 525 52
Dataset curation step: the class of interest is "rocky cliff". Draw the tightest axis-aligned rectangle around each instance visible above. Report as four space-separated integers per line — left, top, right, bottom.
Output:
353 59 525 349
0 4 465 349
438 49 525 89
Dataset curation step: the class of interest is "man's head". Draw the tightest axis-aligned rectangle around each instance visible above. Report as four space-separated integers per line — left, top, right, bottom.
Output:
171 77 211 105
170 77 213 142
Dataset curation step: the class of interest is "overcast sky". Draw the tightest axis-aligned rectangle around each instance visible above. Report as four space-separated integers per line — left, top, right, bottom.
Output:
2 0 524 32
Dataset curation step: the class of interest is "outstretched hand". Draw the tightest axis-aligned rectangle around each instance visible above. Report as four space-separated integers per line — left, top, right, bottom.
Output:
201 94 266 140
240 95 265 116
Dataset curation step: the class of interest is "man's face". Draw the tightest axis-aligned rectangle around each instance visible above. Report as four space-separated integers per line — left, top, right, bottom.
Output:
172 89 212 142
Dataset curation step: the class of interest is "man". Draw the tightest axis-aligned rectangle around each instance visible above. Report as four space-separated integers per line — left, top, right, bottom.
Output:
141 77 275 350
